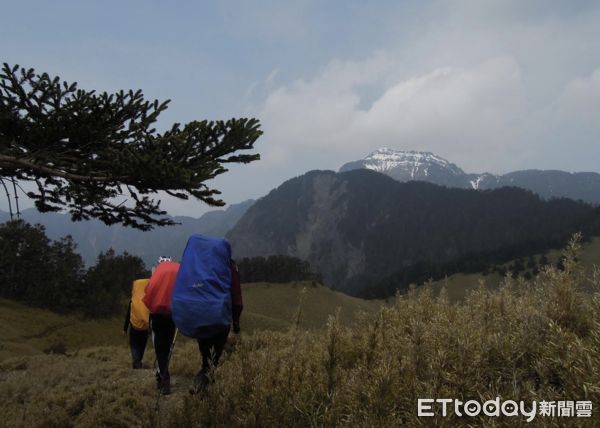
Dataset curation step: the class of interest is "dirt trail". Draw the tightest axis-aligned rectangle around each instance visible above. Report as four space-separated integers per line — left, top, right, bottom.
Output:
130 369 195 409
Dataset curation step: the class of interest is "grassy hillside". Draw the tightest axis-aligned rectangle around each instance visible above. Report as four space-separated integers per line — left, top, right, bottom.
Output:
0 299 123 362
423 236 600 301
0 239 598 426
0 282 380 363
0 282 381 427
242 282 381 331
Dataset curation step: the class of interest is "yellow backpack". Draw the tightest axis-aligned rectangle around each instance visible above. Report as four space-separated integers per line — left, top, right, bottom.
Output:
130 279 150 331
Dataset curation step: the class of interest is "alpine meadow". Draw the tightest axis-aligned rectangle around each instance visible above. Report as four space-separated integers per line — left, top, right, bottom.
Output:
1 238 599 426
2 2 600 427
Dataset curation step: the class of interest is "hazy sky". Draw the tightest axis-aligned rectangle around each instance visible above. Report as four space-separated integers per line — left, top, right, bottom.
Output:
3 0 600 216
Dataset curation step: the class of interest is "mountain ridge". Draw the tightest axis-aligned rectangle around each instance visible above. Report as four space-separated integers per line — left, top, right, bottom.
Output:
0 200 254 267
340 148 600 204
227 168 600 297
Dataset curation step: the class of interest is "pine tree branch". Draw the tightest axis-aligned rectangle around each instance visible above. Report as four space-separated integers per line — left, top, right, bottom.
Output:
1 63 263 229
0 155 124 182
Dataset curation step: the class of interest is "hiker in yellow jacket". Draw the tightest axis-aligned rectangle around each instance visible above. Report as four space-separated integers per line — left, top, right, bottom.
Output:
123 278 151 369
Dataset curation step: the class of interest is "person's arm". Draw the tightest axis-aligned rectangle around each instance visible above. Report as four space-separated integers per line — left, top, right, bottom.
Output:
230 261 243 334
123 300 131 333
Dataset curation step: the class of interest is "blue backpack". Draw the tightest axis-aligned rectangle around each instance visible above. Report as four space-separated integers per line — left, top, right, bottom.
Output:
171 234 232 338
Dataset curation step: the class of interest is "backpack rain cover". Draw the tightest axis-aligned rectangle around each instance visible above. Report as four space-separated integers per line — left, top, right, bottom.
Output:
130 278 150 330
142 261 180 314
171 234 232 338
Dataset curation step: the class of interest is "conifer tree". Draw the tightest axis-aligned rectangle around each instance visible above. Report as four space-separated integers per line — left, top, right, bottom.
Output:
0 63 262 229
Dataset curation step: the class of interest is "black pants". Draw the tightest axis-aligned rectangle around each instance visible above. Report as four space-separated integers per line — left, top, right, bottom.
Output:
129 327 148 368
196 326 230 388
150 314 176 379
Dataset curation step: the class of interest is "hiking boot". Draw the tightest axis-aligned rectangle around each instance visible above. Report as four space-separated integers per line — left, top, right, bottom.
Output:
190 372 209 395
159 375 171 395
132 360 143 369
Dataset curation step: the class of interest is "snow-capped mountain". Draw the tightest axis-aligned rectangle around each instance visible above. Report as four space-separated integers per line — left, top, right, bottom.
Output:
339 148 600 204
340 148 470 188
347 148 464 176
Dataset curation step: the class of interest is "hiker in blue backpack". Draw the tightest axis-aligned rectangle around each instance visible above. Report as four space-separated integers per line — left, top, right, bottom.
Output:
171 234 244 394
190 259 242 394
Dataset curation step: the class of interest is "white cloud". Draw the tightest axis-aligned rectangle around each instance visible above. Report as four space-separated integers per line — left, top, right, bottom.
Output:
258 53 390 162
557 69 600 127
4 0 600 217
258 55 527 173
358 57 525 170
265 68 280 87
529 68 600 171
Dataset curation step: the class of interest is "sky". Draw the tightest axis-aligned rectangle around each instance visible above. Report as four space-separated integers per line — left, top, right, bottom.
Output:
2 0 600 216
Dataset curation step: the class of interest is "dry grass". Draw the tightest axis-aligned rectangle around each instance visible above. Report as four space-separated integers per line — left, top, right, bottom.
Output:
165 236 600 427
0 237 599 426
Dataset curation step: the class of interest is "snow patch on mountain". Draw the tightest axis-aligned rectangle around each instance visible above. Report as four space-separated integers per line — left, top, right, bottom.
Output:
470 176 484 189
357 148 464 177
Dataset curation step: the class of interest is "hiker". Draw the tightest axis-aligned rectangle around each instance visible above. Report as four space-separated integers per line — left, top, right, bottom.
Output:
171 235 243 394
192 259 243 393
143 256 180 395
123 278 151 369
